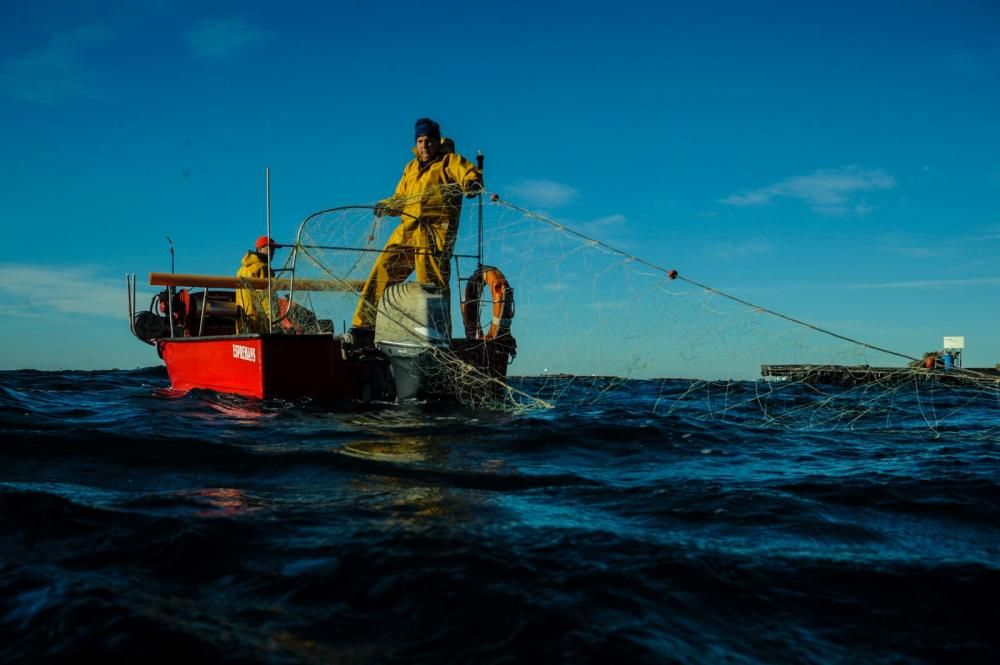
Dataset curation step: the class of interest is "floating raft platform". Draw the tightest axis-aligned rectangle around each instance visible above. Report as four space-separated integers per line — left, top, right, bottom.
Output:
761 364 1000 387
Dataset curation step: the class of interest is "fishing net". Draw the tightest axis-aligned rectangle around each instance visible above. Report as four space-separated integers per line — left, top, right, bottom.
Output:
239 188 1000 437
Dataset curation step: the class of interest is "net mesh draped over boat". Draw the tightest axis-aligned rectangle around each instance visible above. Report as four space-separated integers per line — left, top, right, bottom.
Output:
236 188 1000 437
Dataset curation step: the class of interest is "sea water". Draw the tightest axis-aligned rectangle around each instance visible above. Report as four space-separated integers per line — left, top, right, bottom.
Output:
0 368 997 662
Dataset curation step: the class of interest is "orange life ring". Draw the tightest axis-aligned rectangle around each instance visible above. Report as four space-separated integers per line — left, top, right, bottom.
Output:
462 266 514 340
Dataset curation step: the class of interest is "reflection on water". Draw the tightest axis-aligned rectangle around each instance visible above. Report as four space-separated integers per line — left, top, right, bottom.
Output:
202 394 276 421
339 437 440 464
185 487 259 518
337 436 509 525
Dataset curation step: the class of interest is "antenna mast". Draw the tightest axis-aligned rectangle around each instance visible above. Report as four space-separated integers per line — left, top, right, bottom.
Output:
266 168 273 334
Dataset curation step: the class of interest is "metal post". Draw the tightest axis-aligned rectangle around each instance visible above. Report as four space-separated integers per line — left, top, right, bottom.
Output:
476 151 484 268
266 167 273 334
166 237 175 338
126 274 134 336
198 288 209 337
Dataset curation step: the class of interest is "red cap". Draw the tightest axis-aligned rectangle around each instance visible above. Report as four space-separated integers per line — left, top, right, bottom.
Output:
255 236 276 250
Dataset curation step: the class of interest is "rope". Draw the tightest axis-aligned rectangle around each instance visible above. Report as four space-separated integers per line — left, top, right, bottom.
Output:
493 196 921 364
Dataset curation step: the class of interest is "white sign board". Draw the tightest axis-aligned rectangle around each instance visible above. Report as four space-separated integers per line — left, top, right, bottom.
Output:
943 336 965 349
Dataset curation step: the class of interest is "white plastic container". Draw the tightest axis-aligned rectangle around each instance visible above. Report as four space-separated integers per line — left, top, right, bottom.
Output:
375 282 450 399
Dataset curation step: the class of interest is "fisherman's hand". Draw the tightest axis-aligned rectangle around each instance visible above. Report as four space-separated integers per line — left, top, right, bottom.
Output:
376 200 403 218
465 181 484 199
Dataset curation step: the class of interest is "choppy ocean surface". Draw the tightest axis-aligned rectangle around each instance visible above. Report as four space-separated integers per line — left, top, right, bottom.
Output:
1 367 997 663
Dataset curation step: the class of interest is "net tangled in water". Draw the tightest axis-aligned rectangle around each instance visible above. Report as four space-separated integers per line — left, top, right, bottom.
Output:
236 188 1000 437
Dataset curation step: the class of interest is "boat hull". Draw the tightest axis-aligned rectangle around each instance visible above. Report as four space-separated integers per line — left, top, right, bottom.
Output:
157 334 514 402
158 334 371 400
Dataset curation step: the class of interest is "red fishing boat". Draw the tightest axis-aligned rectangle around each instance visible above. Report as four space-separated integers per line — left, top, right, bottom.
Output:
128 204 517 404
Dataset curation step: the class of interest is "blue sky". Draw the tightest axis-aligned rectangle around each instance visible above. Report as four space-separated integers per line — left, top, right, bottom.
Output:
1 0 998 371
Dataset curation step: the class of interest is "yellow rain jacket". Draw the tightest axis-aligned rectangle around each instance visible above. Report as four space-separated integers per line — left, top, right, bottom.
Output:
352 139 483 329
235 251 273 333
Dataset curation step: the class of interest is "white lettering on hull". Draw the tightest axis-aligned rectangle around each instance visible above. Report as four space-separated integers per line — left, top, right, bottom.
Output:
232 344 257 363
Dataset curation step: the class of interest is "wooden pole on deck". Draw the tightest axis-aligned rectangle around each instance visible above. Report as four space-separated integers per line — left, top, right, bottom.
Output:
149 272 364 292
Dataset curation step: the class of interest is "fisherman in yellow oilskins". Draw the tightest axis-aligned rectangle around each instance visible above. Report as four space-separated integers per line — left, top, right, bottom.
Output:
235 235 277 333
349 117 483 345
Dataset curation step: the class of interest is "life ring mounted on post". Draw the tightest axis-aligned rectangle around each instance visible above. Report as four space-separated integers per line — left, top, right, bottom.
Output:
461 265 515 340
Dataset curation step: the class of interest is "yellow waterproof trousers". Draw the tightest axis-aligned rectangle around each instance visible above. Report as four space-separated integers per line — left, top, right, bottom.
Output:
351 218 453 329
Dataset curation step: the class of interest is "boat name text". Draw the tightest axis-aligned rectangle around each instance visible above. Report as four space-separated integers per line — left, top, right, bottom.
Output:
232 344 257 363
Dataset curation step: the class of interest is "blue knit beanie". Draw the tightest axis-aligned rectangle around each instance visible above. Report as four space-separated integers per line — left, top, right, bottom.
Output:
414 117 441 141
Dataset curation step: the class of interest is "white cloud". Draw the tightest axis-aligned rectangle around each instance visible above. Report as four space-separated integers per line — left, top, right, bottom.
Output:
507 179 578 208
733 275 1000 297
589 213 626 226
578 213 626 238
0 24 110 103
843 277 1000 290
723 190 771 207
186 17 267 59
585 300 631 311
721 166 895 214
0 264 146 320
886 246 937 258
714 239 774 259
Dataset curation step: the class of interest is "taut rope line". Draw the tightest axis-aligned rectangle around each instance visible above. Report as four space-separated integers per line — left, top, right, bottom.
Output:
492 196 921 364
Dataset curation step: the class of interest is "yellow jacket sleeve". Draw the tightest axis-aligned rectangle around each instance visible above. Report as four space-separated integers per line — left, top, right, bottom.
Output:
443 153 483 194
